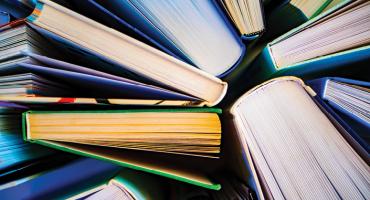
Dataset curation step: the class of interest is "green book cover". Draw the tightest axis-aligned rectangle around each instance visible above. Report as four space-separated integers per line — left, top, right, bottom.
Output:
22 108 222 190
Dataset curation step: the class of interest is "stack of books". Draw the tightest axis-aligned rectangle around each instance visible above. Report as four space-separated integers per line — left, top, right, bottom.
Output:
0 0 369 199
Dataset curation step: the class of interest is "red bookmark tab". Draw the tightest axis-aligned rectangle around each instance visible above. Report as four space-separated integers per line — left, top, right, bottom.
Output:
58 98 76 103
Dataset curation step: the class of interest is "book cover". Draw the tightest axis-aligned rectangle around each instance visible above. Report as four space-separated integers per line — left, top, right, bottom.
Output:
22 108 222 190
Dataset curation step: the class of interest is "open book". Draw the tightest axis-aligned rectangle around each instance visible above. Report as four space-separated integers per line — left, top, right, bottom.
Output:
309 77 370 153
23 108 223 190
229 76 370 199
68 169 165 200
219 0 265 37
74 0 245 76
1 0 228 106
246 0 370 86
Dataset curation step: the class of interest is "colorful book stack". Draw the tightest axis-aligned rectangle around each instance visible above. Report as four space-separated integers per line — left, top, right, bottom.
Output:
0 0 369 199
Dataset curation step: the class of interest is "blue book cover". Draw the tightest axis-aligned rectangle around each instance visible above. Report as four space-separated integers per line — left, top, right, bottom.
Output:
0 0 33 19
308 77 370 154
0 158 121 200
0 11 10 26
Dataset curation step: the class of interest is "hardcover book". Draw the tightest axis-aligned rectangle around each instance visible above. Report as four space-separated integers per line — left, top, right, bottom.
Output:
228 76 370 199
1 0 228 106
246 0 369 86
23 108 223 190
308 77 370 153
0 158 121 200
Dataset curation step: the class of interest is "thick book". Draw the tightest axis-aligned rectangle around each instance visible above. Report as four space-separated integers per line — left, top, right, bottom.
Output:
243 0 369 86
260 0 341 42
219 0 265 38
67 169 166 200
22 108 223 190
0 102 57 182
0 27 203 106
308 77 370 153
71 0 245 77
0 158 121 200
228 76 370 200
1 0 228 106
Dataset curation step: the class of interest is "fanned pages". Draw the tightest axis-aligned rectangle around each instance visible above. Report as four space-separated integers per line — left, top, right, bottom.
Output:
230 76 370 199
220 0 265 36
0 24 204 106
95 0 244 76
24 0 228 106
270 0 370 68
85 183 135 200
323 79 370 125
70 169 165 200
308 77 370 154
23 109 223 189
25 110 221 158
0 158 121 200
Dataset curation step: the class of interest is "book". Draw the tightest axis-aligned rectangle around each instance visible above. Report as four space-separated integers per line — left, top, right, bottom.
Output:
0 24 208 106
222 0 350 95
308 77 370 153
0 73 71 97
228 76 370 199
68 169 166 200
0 102 57 181
270 0 369 68
0 158 121 199
23 108 223 190
2 0 228 106
245 0 370 86
219 0 265 37
57 0 174 59
257 0 344 45
72 0 245 77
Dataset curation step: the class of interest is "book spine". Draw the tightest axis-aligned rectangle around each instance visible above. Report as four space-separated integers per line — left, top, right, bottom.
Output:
22 111 30 142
